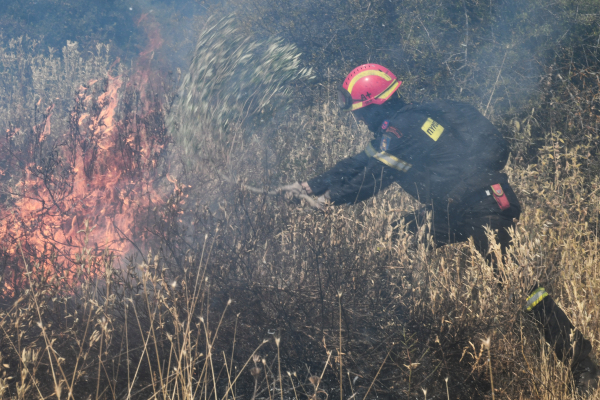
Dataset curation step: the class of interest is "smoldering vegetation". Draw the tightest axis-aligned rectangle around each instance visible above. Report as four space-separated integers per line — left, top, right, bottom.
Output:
0 1 599 399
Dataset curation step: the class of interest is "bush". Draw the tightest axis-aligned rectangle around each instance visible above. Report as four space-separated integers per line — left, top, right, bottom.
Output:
3 92 600 397
2 4 600 399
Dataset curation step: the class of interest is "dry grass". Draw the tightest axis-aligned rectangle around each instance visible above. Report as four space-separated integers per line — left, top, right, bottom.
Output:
1 20 600 400
0 37 113 136
2 87 600 399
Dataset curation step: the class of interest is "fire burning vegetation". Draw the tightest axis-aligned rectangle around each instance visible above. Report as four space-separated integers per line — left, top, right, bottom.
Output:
0 9 175 297
1 2 600 400
0 30 171 297
0 74 167 295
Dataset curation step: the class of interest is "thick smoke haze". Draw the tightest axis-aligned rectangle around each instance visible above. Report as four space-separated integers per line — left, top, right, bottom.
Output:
0 1 599 399
0 0 203 71
2 0 592 119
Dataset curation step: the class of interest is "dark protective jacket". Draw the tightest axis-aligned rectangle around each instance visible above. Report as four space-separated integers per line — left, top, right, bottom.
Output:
308 100 510 207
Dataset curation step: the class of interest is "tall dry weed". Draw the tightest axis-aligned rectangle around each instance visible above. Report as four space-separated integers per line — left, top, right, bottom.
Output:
1 25 600 400
3 75 600 398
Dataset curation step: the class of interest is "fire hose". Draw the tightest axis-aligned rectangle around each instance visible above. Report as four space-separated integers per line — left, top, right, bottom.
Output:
218 172 323 209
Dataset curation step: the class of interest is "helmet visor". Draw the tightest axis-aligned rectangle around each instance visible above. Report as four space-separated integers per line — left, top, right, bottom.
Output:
337 87 353 110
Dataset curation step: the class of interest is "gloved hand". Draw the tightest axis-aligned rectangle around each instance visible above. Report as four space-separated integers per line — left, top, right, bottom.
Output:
312 190 330 209
279 182 326 209
313 196 327 209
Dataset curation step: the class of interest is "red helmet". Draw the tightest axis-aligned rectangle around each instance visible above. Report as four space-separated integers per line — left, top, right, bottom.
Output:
337 64 402 111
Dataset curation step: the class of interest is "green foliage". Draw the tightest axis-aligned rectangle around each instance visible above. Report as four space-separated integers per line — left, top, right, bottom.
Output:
167 15 313 158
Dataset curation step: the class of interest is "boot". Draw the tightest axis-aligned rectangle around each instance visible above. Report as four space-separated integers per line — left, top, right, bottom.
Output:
526 288 600 393
573 352 600 394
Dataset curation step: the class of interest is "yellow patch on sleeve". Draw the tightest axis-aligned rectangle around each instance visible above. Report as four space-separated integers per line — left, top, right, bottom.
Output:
421 117 444 141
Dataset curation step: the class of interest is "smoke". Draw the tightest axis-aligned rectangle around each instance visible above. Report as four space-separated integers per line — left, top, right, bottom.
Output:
127 0 203 72
0 0 202 76
217 0 597 119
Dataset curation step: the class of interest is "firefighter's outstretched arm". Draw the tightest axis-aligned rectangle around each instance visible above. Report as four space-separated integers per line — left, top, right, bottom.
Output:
306 151 371 196
279 151 370 200
326 155 402 205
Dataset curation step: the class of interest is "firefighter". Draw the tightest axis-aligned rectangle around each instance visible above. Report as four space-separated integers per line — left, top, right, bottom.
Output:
281 64 599 392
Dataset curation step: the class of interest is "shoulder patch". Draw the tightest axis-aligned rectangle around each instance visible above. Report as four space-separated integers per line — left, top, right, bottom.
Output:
421 117 444 141
380 134 392 152
386 125 402 139
381 120 402 139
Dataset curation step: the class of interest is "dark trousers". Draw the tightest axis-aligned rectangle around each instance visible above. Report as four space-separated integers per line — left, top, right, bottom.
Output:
394 183 590 366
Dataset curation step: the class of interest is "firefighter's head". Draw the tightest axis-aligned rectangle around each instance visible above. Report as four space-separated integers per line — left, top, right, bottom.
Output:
337 64 403 130
337 64 401 111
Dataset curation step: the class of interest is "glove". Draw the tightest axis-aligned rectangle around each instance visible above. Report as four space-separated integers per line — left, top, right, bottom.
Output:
312 190 330 209
279 182 326 209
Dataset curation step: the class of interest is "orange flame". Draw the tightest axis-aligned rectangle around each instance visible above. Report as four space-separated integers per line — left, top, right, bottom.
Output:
0 74 167 295
0 14 173 296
